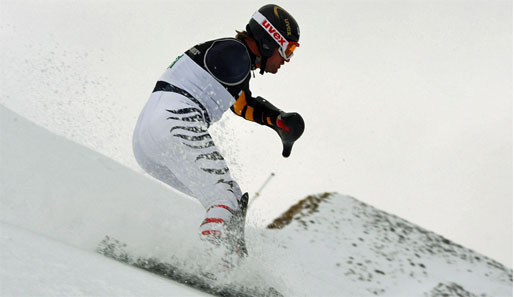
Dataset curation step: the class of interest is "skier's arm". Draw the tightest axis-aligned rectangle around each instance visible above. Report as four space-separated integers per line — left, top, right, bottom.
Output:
231 91 305 158
231 91 281 128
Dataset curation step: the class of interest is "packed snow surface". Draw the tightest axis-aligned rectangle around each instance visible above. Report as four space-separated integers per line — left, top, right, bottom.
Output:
1 222 209 297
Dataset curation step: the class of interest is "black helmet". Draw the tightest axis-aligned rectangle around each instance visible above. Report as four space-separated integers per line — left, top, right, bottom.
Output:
246 4 300 59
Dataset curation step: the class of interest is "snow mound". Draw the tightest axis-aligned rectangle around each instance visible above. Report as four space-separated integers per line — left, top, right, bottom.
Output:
267 193 512 296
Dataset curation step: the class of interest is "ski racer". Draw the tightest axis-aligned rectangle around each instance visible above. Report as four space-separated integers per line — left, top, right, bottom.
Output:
132 4 305 254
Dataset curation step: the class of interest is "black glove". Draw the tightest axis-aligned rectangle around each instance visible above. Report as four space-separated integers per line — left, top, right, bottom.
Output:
275 112 305 158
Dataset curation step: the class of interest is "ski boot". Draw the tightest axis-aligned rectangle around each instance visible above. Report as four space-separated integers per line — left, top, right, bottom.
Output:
225 192 249 257
199 193 249 257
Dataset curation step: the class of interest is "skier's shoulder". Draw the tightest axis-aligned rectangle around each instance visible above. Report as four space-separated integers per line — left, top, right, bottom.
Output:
188 37 251 86
191 37 248 57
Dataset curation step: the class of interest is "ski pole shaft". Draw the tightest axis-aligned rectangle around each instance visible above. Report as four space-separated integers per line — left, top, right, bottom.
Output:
254 172 275 198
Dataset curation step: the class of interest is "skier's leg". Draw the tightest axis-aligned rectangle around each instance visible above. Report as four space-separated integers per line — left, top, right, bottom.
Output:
133 140 194 197
152 121 242 210
133 92 198 197
133 92 243 241
155 120 243 241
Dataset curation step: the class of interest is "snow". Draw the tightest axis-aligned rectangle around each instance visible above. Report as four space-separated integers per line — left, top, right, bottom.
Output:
266 193 512 296
1 105 512 296
0 0 512 295
0 104 287 297
1 222 210 297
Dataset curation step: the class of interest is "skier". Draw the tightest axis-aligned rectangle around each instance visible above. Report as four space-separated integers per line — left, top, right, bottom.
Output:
132 4 305 254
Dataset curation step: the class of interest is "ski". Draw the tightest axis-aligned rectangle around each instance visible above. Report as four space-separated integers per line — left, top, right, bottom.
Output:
96 236 284 297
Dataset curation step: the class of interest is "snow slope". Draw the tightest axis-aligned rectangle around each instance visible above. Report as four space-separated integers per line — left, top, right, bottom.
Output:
0 104 285 296
0 104 204 253
1 105 512 296
1 222 209 297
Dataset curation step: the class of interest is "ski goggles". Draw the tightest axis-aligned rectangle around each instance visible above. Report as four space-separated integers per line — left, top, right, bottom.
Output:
252 11 300 61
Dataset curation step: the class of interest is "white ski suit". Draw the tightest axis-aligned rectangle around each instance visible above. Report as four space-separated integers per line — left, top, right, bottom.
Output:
133 38 286 237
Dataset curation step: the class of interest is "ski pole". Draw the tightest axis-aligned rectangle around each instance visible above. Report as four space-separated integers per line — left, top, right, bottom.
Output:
250 172 275 205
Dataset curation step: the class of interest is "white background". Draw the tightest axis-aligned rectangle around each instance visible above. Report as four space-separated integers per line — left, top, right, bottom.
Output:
0 0 511 267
